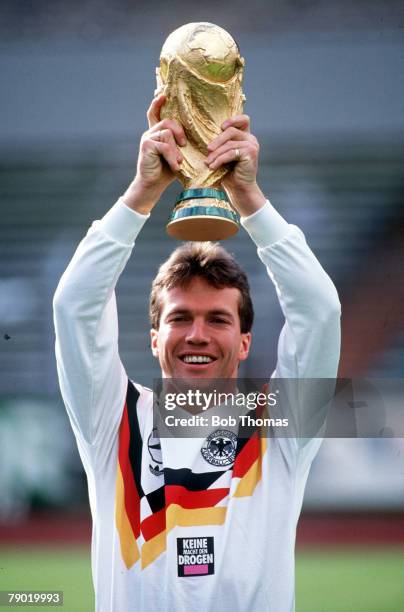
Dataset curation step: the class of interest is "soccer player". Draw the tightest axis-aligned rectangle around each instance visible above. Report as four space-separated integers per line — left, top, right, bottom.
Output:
53 94 341 611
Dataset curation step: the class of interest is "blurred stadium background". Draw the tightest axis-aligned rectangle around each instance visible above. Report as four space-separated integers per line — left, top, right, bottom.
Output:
0 1 403 610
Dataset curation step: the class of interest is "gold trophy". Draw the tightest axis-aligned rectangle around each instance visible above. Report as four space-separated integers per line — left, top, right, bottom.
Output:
156 22 245 241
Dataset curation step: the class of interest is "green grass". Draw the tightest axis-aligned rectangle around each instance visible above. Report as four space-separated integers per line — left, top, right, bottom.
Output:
0 547 403 611
296 549 404 612
0 548 93 611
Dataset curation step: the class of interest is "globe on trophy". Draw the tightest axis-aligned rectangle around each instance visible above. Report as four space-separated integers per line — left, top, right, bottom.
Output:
155 22 245 241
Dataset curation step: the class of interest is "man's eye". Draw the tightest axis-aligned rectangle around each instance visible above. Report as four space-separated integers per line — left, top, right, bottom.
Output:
211 317 228 324
170 315 187 322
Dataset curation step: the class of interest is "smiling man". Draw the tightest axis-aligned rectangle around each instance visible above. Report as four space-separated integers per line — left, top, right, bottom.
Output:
149 246 252 379
53 95 341 612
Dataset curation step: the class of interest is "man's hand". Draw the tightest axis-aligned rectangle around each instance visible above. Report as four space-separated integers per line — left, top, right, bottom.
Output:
205 115 266 217
123 95 186 215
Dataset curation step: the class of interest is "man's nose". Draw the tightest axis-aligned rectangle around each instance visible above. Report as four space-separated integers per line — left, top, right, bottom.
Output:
185 319 210 344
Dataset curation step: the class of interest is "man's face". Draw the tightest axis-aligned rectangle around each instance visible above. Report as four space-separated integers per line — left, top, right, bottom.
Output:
150 277 251 379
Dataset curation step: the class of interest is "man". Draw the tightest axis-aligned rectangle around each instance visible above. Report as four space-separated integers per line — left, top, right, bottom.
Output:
53 94 341 611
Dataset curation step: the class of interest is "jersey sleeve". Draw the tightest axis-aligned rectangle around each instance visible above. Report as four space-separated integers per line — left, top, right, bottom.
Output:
53 199 149 448
241 201 341 462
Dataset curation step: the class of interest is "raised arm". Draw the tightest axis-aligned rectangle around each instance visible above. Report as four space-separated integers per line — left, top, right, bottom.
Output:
53 204 147 447
53 95 186 447
242 205 341 381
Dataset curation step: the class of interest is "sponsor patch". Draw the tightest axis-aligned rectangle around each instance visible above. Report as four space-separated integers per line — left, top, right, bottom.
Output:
201 429 237 467
177 537 214 577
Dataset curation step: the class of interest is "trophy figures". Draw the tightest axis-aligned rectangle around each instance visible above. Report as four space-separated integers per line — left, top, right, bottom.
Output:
155 22 245 241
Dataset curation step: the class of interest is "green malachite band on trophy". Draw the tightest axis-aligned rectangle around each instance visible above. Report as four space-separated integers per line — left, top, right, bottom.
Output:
169 206 240 224
175 188 229 204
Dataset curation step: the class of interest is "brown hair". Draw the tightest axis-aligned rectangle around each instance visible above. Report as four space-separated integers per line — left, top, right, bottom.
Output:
149 242 254 333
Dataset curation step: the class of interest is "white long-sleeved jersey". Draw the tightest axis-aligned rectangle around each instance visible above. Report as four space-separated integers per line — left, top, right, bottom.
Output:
53 199 341 612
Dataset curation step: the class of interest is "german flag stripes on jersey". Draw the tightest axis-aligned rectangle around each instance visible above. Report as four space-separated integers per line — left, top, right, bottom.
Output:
115 380 267 570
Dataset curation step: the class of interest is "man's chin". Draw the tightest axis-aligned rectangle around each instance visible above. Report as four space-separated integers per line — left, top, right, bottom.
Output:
168 375 221 397
170 363 222 386
174 370 220 383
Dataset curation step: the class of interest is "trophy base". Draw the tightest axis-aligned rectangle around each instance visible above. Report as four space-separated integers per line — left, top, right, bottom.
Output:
166 189 240 241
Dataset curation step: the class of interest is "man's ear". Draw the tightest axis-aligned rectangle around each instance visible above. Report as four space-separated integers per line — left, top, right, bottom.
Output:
238 332 252 362
150 328 159 358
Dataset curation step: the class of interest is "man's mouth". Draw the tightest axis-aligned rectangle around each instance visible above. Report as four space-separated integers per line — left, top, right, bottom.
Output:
179 354 217 364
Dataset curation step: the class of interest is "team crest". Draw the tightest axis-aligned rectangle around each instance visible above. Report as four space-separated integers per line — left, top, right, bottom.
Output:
201 429 237 467
148 428 163 477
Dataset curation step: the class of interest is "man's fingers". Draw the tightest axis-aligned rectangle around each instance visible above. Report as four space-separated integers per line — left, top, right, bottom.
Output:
150 119 187 147
156 142 182 172
206 142 251 170
151 128 175 146
221 114 250 132
147 95 166 128
206 140 250 165
150 128 184 164
143 138 182 173
207 126 252 153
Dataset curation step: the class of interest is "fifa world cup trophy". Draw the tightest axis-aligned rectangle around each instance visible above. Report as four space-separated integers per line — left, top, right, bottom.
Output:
156 22 245 241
